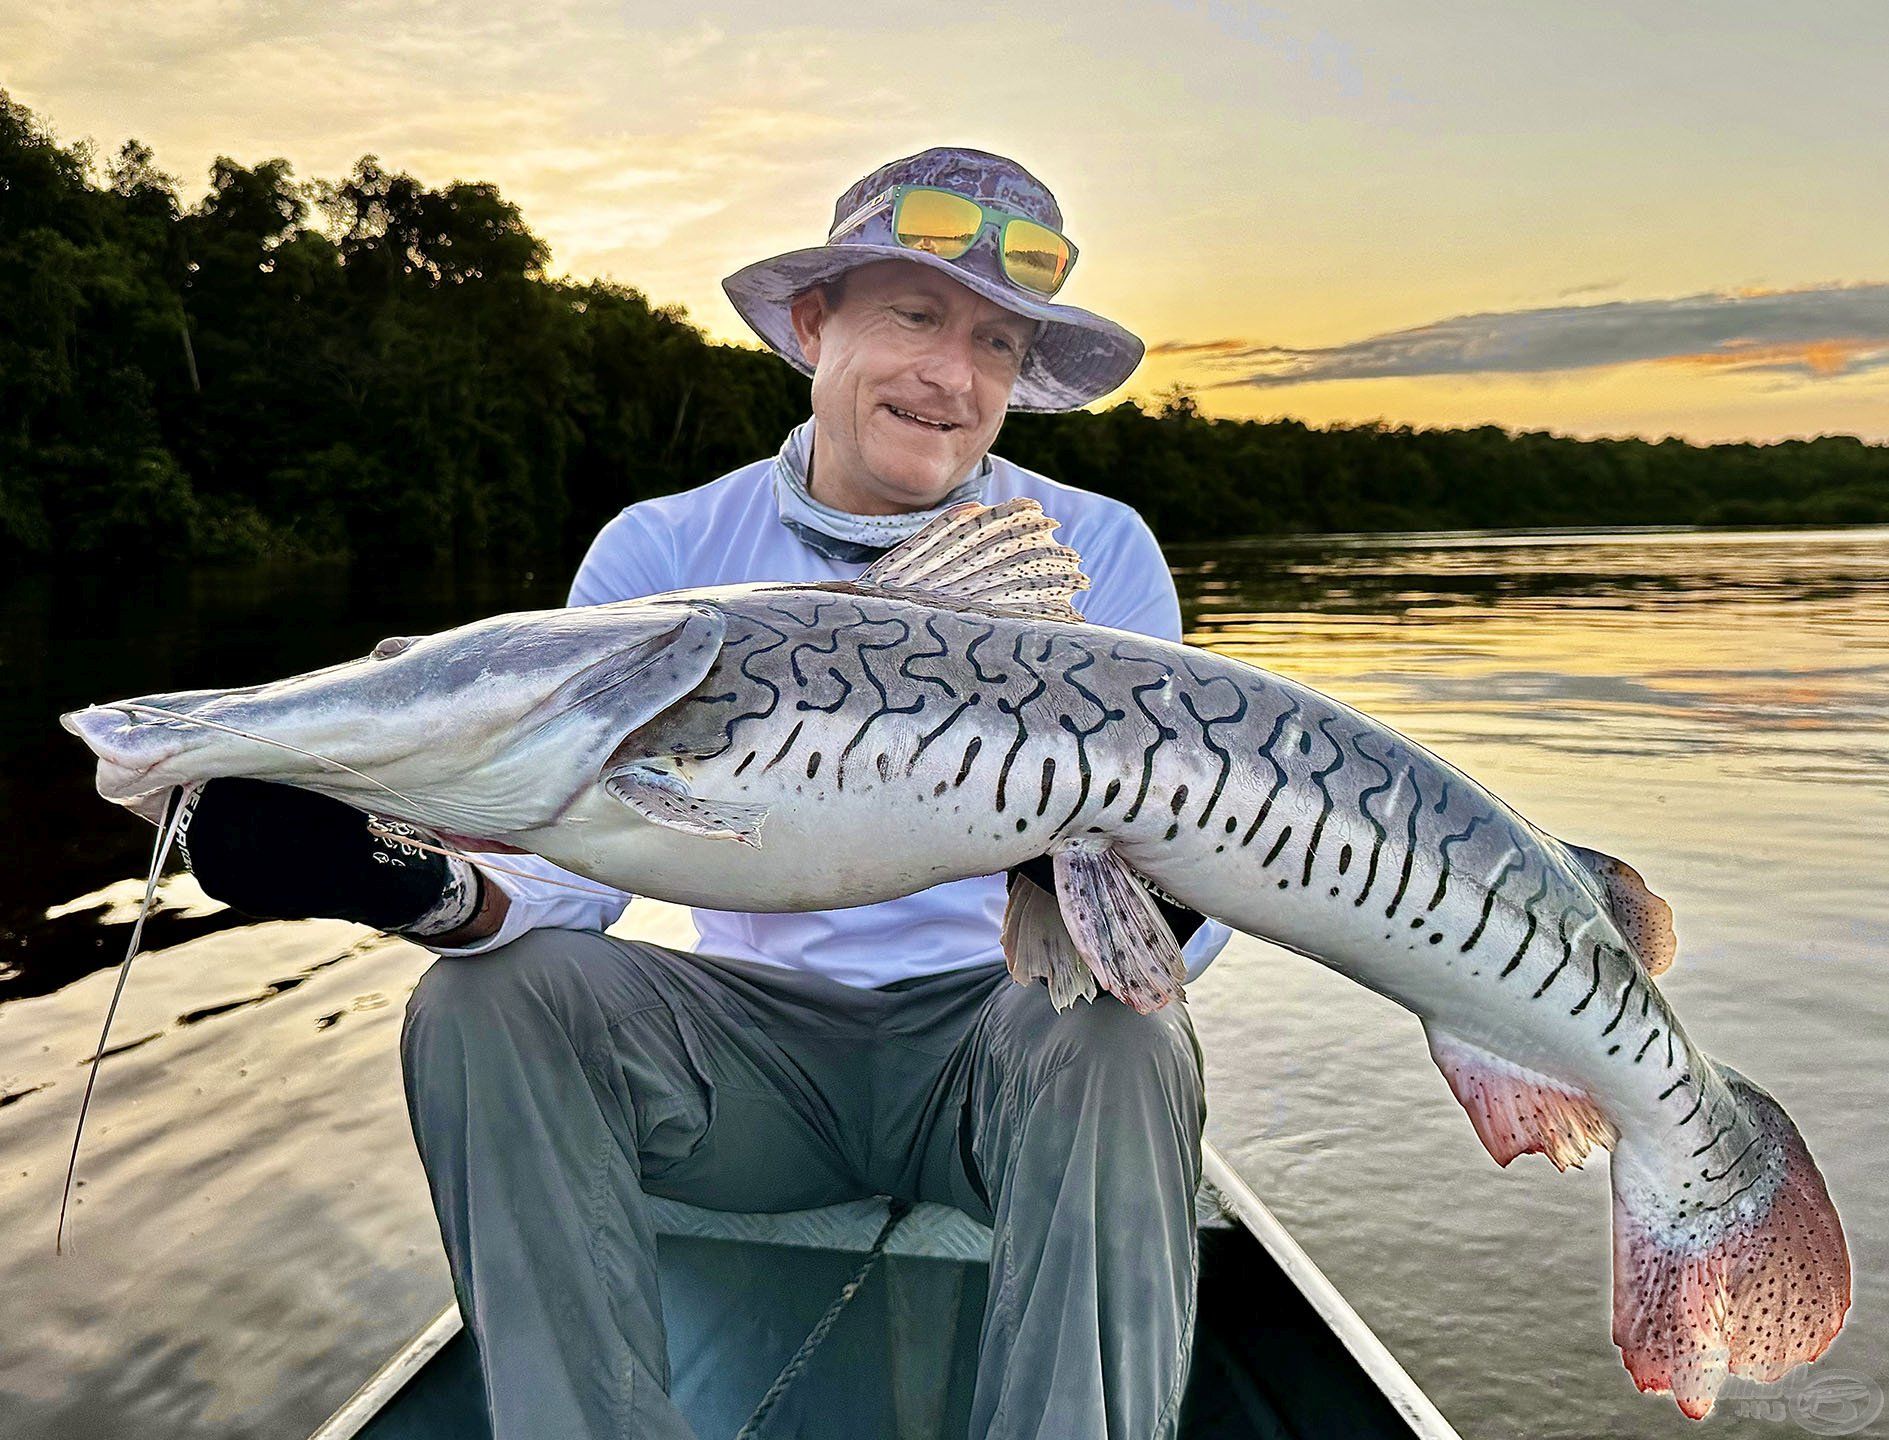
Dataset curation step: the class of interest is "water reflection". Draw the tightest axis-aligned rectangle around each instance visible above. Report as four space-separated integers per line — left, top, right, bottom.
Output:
1173 527 1889 790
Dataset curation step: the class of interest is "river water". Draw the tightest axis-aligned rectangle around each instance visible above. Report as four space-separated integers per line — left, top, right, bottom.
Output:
1 526 1884 1438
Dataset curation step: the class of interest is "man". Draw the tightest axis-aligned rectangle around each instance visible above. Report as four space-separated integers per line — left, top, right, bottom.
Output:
181 147 1230 1439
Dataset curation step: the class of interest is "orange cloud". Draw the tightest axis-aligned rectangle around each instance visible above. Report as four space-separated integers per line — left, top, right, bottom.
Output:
1656 339 1885 377
1146 338 1256 357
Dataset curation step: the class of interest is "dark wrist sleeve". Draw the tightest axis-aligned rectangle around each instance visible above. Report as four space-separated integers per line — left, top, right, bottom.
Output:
177 777 451 931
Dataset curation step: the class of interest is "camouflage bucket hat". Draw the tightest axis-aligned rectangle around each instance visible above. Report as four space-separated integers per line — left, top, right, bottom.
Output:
721 147 1145 413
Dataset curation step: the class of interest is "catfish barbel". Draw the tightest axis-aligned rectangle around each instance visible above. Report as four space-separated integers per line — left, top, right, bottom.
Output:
62 499 1848 1419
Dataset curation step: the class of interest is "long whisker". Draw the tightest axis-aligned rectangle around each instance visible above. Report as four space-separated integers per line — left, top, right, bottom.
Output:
58 783 193 1255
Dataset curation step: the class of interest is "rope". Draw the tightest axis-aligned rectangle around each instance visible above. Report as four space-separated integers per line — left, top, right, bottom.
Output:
732 1196 914 1440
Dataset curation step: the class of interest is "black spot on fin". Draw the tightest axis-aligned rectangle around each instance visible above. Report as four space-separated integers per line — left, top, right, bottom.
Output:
1565 842 1677 975
602 761 767 848
1051 840 1187 1014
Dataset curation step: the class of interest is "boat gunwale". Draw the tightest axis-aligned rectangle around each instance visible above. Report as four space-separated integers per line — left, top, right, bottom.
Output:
1198 1145 1460 1440
310 1307 463 1440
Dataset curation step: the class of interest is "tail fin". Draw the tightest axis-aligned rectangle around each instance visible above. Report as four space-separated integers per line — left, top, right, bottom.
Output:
1610 1064 1850 1419
1424 1028 1850 1419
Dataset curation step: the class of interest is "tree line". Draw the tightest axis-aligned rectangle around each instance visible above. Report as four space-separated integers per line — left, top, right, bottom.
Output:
4 90 1885 571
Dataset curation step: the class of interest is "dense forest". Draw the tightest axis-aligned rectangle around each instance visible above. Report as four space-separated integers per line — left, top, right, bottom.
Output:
4 91 1886 570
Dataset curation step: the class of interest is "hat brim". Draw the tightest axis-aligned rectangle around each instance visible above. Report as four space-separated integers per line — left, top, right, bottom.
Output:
721 245 1144 413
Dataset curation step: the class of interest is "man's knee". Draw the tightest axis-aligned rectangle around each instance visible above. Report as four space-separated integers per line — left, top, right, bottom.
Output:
401 928 654 1073
407 928 575 1030
1006 988 1203 1099
978 991 1206 1180
971 991 1205 1216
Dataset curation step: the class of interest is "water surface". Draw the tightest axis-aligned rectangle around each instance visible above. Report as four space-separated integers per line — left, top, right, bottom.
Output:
1 527 1884 1437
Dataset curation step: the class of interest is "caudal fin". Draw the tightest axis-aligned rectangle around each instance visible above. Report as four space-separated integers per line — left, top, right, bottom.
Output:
1610 1064 1850 1419
1423 1029 1850 1419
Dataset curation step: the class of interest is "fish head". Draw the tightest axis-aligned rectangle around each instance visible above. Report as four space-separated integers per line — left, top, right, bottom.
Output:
62 600 726 839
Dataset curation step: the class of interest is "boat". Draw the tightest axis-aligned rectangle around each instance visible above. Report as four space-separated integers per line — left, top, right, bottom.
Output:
311 1141 1460 1439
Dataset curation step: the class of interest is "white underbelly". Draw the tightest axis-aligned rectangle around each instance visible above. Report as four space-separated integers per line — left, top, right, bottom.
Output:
513 743 1069 911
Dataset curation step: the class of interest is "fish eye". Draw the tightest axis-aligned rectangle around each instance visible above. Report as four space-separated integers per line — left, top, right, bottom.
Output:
370 635 418 661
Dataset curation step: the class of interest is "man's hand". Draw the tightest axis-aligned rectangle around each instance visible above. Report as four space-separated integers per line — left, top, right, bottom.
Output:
1005 853 1206 946
178 778 484 936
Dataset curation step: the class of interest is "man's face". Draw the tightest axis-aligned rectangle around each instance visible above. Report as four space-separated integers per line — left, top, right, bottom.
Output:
789 260 1036 515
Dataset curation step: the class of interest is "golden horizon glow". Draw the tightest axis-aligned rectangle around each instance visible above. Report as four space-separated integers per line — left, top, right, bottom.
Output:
5 0 1884 444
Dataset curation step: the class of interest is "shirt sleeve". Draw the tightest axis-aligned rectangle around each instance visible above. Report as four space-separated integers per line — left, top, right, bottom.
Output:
419 508 676 956
424 851 636 958
1074 504 1235 977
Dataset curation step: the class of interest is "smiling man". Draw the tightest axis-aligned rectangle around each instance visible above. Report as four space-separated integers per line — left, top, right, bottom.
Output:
179 147 1229 1439
786 260 1033 512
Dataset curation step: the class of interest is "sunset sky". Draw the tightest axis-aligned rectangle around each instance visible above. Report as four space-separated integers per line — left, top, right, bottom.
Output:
6 0 1884 443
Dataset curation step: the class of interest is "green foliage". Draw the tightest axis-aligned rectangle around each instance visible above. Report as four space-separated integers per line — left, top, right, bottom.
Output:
2 90 1886 570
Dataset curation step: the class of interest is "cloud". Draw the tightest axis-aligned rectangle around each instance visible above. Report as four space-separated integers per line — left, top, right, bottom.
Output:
1170 283 1889 390
1555 278 1626 299
1656 339 1879 378
1146 338 1254 357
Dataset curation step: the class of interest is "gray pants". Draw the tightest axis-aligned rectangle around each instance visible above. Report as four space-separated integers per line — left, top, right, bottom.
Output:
400 929 1206 1440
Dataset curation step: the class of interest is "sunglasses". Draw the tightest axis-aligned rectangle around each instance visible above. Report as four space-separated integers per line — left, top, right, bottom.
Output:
828 184 1079 299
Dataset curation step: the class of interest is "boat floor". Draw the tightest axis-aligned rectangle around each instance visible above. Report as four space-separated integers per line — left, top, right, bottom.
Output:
326 1148 1456 1439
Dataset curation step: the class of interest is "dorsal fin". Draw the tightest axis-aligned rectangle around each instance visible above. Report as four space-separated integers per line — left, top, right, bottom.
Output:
1567 843 1677 975
857 498 1091 622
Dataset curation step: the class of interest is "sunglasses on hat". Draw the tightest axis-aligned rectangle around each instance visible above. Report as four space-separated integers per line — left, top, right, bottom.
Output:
828 184 1079 299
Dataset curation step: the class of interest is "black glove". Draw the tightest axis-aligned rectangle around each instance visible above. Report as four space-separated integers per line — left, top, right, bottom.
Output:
177 777 477 933
1006 853 1206 946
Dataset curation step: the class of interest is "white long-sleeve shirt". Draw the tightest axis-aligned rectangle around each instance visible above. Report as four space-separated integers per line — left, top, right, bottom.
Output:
433 446 1233 986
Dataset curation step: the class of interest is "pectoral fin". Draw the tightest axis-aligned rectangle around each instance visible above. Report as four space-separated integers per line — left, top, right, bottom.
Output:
1053 840 1187 1014
1001 871 1099 1010
603 762 767 847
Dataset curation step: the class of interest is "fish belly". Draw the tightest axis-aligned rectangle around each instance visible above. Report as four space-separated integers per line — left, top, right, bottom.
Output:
512 711 1079 912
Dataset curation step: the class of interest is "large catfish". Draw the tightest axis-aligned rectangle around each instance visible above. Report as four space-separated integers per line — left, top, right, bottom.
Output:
64 499 1848 1418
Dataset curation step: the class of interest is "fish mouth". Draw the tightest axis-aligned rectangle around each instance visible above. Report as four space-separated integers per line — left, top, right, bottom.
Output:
61 705 194 800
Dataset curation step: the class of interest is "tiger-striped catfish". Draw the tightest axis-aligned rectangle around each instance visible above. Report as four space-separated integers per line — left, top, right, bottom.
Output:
63 499 1848 1418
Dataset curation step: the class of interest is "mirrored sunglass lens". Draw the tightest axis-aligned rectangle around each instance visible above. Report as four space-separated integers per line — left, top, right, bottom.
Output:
1002 218 1072 295
894 189 983 258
